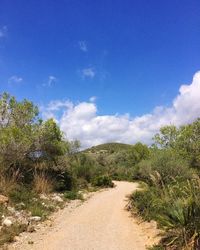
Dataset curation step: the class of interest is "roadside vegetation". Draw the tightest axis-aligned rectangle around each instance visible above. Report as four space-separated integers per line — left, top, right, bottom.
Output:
0 92 115 246
130 121 200 249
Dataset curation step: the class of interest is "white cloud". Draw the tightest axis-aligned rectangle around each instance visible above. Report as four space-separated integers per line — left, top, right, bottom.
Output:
42 71 200 148
8 75 23 84
78 41 88 52
0 26 7 38
43 76 57 87
40 100 72 122
81 67 95 79
89 96 97 102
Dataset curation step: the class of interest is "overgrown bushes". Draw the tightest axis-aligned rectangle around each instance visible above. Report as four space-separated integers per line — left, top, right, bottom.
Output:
92 175 114 187
0 93 109 197
130 120 200 249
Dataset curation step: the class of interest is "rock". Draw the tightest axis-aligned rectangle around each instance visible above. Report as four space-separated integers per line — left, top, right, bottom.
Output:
51 195 63 202
44 220 53 227
2 218 13 227
27 225 35 233
40 194 49 200
13 236 20 242
30 216 41 222
0 195 8 204
18 216 29 225
16 202 25 209
14 211 22 217
7 206 16 214
82 193 88 200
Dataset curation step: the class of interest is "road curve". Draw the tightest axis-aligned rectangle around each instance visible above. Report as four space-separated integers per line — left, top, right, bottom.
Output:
11 181 155 250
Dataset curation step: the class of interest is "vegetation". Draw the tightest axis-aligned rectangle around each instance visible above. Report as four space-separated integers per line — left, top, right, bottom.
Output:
0 92 117 246
0 92 114 195
63 190 84 200
85 142 133 153
0 223 27 245
130 120 200 249
86 142 150 181
92 175 114 188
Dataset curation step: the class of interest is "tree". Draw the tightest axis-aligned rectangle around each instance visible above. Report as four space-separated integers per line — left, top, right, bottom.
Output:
38 118 68 159
153 125 179 149
0 93 38 170
0 92 38 128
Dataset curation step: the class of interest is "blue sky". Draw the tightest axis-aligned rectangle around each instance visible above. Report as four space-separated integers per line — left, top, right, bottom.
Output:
1 0 200 147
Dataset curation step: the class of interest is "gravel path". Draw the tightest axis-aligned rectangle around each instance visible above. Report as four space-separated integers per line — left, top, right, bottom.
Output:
10 181 158 250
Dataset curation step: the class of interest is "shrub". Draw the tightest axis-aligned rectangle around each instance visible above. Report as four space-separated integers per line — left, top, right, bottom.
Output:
63 190 83 200
130 178 200 249
76 178 89 189
133 150 193 186
130 187 166 221
54 170 77 192
132 159 152 182
151 150 192 185
92 175 114 188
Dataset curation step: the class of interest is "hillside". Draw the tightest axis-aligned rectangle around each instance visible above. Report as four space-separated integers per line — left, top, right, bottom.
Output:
85 142 133 154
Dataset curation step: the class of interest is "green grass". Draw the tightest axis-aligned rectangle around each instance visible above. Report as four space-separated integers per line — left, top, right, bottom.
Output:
9 185 55 219
63 190 84 200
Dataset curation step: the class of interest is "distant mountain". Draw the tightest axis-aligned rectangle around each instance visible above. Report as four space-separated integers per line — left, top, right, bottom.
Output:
84 142 133 154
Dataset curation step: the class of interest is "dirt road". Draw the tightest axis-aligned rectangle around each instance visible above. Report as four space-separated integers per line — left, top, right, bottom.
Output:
11 181 158 250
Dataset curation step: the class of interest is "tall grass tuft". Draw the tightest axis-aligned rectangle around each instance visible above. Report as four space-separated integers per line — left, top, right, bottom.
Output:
0 170 20 194
33 171 54 194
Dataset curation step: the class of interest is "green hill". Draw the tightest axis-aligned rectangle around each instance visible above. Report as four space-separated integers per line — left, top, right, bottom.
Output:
85 142 133 154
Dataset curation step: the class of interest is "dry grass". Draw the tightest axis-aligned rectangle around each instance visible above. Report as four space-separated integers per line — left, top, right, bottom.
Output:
33 172 54 194
0 172 19 195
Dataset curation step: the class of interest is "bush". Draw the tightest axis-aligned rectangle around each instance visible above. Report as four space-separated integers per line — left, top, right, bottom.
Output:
63 190 83 200
130 187 166 221
133 150 193 187
54 170 77 192
130 178 200 249
151 150 192 185
92 175 114 188
132 160 152 182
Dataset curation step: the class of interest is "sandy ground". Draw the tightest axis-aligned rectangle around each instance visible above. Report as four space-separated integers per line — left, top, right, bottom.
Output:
9 181 159 250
